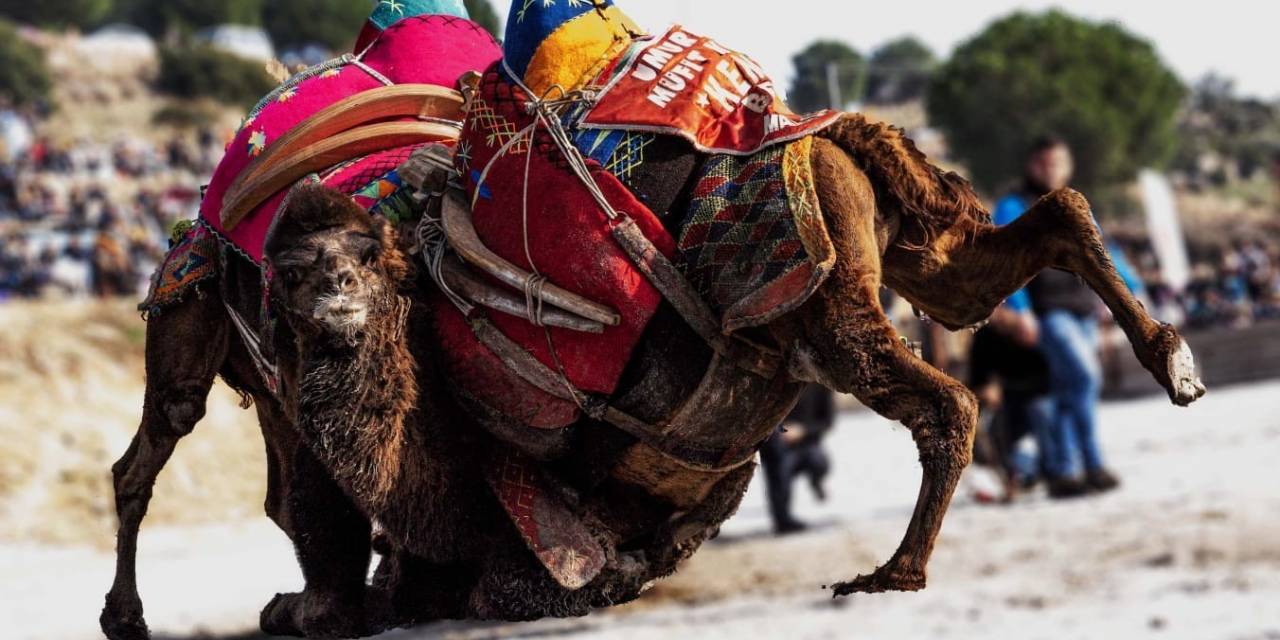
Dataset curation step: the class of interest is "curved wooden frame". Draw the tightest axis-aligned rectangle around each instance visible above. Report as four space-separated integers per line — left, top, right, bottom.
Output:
440 188 621 328
220 84 465 231
439 256 606 333
222 121 460 230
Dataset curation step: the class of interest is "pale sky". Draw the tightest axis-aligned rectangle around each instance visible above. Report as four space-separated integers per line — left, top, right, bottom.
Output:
618 1 1279 100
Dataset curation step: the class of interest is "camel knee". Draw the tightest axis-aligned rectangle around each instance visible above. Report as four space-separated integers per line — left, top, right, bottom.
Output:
157 383 210 436
914 384 978 469
1042 190 1102 245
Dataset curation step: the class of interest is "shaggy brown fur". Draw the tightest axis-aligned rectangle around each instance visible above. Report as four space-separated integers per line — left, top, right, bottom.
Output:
104 111 1205 639
821 114 992 236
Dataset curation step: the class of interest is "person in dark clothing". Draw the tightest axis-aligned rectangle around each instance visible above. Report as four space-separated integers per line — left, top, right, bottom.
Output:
968 307 1062 497
760 384 835 535
994 137 1142 497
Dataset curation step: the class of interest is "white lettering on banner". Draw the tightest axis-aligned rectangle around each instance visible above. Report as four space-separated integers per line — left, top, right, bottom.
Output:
629 29 799 117
632 64 657 83
582 24 842 155
648 85 678 108
705 39 730 55
738 54 767 84
659 73 686 92
703 74 742 112
764 113 790 136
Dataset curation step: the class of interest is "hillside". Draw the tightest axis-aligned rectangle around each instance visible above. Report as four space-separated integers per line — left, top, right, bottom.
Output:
0 301 265 546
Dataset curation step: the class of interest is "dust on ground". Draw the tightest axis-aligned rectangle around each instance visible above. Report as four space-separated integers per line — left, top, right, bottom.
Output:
2 301 1278 639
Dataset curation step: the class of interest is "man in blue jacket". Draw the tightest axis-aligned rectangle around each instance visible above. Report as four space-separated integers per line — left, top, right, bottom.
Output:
994 136 1143 498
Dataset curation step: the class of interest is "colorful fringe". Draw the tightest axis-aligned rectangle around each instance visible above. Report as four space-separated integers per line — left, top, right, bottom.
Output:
139 221 220 315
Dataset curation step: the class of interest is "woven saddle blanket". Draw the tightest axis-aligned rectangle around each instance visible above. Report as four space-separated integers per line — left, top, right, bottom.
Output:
435 65 835 429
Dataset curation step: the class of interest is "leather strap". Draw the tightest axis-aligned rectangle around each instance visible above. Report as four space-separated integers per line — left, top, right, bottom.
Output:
609 216 781 378
465 311 758 473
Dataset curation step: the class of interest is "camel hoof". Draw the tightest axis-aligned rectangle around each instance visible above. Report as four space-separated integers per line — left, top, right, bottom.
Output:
830 568 926 597
260 593 307 638
100 595 150 640
260 591 368 639
1165 337 1206 407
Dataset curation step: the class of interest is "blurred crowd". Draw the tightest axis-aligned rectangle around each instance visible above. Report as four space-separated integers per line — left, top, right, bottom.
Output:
0 115 218 301
1115 236 1280 330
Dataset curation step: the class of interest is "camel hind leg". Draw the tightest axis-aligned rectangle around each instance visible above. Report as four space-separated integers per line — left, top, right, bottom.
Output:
884 188 1205 406
782 140 977 594
101 292 230 640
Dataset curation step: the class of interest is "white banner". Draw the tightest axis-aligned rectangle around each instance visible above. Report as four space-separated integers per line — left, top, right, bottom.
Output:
1139 169 1191 291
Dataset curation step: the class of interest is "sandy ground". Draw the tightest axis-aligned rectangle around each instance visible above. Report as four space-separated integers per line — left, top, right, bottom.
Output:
4 372 1278 640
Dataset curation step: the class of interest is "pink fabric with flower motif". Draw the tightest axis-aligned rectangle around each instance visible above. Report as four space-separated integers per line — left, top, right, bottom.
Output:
199 15 501 263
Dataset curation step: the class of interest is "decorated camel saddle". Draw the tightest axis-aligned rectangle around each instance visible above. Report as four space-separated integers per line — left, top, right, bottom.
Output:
430 0 842 432
141 0 501 314
144 0 844 592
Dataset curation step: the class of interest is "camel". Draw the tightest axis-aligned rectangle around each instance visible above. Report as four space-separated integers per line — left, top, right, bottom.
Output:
102 112 1205 639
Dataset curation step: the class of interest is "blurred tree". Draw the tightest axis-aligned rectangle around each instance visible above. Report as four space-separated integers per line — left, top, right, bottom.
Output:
928 10 1185 195
788 40 865 113
264 0 368 52
113 0 264 40
1173 74 1280 186
464 0 501 40
156 44 275 108
865 37 935 105
0 20 53 110
0 0 112 29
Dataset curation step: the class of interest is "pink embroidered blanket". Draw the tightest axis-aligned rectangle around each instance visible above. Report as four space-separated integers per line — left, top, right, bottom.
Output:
198 15 501 263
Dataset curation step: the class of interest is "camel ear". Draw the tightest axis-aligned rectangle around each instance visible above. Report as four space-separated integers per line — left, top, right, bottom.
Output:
368 214 413 285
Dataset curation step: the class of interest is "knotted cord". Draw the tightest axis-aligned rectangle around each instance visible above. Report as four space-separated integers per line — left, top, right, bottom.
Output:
465 77 622 409
415 197 470 313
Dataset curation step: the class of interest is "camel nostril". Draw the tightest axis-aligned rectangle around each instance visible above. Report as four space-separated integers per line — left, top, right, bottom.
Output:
331 269 357 294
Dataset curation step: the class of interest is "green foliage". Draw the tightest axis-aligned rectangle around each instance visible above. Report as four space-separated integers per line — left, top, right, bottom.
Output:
865 37 935 105
156 44 276 108
113 0 264 39
264 0 369 51
927 10 1185 194
464 0 501 40
788 40 865 113
0 0 112 29
0 20 53 110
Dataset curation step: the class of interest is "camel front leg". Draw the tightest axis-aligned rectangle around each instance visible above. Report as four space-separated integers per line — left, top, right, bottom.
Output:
886 188 1205 406
102 295 229 640
792 299 979 595
785 142 977 594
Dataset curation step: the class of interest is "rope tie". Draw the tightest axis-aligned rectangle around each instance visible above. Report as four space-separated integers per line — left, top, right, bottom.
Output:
523 273 548 326
462 77 616 411
416 202 470 313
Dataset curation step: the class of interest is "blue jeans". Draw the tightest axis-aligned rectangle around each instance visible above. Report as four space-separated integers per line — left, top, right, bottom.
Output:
1038 311 1104 476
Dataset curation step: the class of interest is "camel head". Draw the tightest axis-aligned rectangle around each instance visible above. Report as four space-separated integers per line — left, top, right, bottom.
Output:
265 184 411 344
